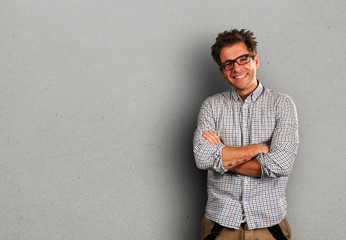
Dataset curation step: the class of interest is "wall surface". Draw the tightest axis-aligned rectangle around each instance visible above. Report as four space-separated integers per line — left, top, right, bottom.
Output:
1 0 346 239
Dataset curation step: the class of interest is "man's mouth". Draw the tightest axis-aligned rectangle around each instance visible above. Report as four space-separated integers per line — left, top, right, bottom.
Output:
233 73 248 79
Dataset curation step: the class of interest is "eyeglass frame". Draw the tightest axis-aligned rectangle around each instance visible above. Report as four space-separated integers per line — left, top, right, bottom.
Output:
219 54 255 71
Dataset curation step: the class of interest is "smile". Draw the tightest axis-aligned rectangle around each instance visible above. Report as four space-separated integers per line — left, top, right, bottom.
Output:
233 73 248 79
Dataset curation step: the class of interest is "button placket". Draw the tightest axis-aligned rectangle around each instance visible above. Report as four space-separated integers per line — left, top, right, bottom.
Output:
240 102 250 146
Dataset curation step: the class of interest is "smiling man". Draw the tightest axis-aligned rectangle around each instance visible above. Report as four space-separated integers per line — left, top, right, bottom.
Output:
193 29 299 240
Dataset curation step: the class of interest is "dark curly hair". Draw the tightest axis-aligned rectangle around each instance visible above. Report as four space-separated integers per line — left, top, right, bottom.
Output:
211 29 258 66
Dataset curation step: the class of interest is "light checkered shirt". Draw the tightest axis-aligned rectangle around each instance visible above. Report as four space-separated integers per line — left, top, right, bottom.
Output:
193 82 299 230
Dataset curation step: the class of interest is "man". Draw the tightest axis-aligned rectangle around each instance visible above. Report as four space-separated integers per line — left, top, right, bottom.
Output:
193 29 299 240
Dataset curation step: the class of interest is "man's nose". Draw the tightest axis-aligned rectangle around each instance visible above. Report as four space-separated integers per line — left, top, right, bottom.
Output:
232 61 241 72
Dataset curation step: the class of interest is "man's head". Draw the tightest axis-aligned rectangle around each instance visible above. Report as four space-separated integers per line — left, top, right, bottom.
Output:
211 29 258 66
211 29 259 99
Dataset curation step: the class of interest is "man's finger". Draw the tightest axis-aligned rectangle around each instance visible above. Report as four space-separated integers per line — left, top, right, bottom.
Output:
203 131 216 144
203 131 221 144
203 131 217 144
207 131 221 144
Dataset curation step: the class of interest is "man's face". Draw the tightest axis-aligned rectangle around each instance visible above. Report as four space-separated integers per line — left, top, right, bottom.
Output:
219 42 259 99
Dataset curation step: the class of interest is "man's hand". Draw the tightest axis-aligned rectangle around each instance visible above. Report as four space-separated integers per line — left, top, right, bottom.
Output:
256 145 270 155
203 131 222 145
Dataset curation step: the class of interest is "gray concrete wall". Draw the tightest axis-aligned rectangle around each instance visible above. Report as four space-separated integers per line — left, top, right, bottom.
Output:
1 0 345 239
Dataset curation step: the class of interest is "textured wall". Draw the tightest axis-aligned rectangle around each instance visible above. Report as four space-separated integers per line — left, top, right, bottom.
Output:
1 0 345 239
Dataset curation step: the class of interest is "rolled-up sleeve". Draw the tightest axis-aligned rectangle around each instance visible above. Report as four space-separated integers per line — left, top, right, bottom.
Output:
257 95 299 178
193 98 228 174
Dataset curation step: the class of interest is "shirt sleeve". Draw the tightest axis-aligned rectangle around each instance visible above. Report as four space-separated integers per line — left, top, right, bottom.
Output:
193 97 228 174
257 95 299 178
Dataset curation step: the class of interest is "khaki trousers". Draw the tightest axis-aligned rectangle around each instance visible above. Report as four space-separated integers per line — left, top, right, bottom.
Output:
201 217 291 240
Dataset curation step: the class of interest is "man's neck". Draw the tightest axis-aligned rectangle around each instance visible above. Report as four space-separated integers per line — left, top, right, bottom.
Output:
236 80 259 101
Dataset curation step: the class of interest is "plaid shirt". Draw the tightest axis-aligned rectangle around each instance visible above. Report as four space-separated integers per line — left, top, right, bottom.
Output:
193 82 299 230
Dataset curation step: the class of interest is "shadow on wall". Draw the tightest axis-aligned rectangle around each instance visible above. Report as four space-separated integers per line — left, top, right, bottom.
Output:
172 38 230 239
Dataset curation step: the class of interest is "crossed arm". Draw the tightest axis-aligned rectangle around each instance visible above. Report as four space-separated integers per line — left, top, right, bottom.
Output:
202 130 269 177
194 96 298 178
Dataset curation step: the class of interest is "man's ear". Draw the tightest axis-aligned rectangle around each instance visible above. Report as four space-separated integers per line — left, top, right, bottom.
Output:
254 55 259 69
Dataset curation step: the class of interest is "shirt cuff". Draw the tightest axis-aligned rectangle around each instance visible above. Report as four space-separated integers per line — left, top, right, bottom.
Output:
212 143 228 174
256 152 272 178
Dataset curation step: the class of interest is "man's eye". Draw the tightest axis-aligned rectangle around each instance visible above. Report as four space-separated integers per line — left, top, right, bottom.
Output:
239 56 248 62
223 62 233 69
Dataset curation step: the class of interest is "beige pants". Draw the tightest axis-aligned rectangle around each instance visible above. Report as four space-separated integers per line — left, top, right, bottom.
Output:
201 217 291 240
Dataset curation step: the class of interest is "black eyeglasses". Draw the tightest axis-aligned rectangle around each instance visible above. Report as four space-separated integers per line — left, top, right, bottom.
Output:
219 54 254 71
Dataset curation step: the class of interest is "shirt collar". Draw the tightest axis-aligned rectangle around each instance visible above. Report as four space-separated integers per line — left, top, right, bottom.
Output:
230 80 263 102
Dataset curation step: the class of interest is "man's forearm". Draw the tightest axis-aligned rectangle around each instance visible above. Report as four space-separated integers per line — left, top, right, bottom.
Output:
202 130 268 176
229 159 262 177
222 145 268 170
